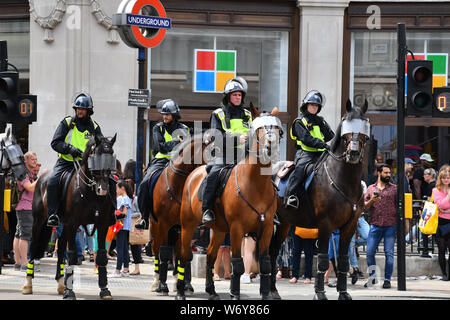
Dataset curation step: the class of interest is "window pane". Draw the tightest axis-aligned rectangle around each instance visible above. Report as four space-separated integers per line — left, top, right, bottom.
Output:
0 20 30 75
150 28 289 112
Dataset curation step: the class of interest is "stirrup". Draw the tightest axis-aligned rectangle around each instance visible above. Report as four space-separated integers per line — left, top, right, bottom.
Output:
285 195 299 209
47 214 60 227
202 209 215 224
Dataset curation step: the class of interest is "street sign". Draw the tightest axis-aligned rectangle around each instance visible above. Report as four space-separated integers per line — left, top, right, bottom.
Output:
128 88 150 108
113 0 171 49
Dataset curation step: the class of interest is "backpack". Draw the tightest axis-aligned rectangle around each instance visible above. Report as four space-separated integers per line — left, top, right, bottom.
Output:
11 173 36 209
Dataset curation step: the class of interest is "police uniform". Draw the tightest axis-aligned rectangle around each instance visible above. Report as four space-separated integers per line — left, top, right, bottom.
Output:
46 93 103 227
284 90 335 209
201 78 252 224
135 99 189 229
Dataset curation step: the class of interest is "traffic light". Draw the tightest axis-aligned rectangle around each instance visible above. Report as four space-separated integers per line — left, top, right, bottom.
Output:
17 94 37 124
0 71 19 122
406 60 433 117
433 86 450 118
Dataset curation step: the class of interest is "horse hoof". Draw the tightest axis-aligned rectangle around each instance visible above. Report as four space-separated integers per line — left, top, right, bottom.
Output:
208 293 220 300
313 292 328 300
261 294 273 300
100 289 113 300
156 282 169 296
22 285 32 295
338 292 352 300
63 289 76 300
185 285 194 296
175 294 186 301
151 278 160 292
230 294 240 300
57 278 66 295
270 290 282 300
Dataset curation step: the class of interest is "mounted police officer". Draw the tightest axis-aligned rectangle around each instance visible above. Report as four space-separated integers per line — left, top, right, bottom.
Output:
284 90 335 209
135 99 189 230
201 77 252 224
46 92 103 227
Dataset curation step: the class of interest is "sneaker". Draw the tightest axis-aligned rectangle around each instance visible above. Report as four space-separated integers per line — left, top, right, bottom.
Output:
420 253 432 258
240 273 251 284
121 270 130 277
382 280 391 289
276 270 282 279
364 277 378 288
109 271 122 278
14 263 21 271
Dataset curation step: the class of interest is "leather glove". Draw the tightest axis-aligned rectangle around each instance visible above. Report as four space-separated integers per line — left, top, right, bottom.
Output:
69 146 83 158
321 143 331 151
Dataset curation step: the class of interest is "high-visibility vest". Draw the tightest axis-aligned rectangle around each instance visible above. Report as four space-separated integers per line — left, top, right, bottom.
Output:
59 116 98 162
213 108 252 148
290 117 325 152
154 124 189 159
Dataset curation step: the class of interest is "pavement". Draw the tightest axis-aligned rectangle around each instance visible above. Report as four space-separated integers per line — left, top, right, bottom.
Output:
1 252 450 301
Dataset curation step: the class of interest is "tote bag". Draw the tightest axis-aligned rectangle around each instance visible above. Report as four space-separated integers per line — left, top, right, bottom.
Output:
129 217 150 245
418 197 438 235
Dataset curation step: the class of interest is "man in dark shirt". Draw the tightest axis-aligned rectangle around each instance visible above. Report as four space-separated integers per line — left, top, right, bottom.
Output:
364 163 397 289
413 153 434 200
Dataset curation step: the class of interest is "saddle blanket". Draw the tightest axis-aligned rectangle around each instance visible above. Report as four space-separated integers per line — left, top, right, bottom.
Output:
276 170 315 198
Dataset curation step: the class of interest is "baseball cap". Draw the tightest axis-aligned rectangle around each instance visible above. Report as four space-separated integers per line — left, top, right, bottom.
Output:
419 153 434 162
405 158 415 164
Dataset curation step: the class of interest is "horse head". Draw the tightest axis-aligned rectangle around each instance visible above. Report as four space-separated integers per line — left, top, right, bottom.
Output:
85 133 117 195
0 128 27 181
249 104 283 164
336 99 370 164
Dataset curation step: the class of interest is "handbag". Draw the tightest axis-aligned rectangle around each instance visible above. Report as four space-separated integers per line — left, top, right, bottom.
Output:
295 227 318 239
418 196 438 235
129 217 150 245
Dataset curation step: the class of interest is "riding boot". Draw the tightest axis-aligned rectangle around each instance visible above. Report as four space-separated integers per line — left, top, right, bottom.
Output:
284 165 305 209
202 167 221 224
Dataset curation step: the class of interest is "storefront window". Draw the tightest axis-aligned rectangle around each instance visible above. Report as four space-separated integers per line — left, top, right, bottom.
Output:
0 20 30 75
150 27 289 112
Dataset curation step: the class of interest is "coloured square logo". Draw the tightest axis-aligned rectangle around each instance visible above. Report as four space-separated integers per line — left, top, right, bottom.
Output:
194 49 236 93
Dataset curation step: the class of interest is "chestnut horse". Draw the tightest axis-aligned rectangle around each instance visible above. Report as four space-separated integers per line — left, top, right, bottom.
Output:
146 134 207 295
270 100 370 300
175 107 282 300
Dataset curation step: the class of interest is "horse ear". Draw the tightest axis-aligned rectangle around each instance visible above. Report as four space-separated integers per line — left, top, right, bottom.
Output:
250 102 260 118
111 133 117 145
362 99 368 114
346 99 352 113
271 106 279 116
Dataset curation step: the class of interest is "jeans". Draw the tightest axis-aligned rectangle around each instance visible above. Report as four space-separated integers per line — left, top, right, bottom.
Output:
116 230 130 270
366 224 397 281
291 235 314 279
349 216 370 268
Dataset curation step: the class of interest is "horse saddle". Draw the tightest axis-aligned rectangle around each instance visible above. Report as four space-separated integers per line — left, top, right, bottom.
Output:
273 162 315 198
56 169 76 215
197 164 235 202
137 167 164 223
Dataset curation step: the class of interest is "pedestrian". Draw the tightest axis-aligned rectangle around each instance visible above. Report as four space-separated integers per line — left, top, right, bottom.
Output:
109 179 133 277
241 236 258 284
213 233 231 281
421 167 437 258
290 226 314 284
413 153 434 201
432 165 450 280
364 163 397 289
13 151 43 271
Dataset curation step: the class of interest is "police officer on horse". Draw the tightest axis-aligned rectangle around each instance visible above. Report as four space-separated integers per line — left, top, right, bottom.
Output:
284 90 335 209
47 92 103 227
201 77 252 224
135 99 189 230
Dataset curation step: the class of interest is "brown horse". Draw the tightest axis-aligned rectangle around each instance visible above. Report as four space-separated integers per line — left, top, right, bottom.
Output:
270 100 370 300
147 134 207 295
175 107 282 300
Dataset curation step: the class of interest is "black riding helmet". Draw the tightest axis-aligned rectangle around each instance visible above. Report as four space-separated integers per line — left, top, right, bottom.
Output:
157 99 180 121
299 90 326 114
72 92 94 116
222 77 248 107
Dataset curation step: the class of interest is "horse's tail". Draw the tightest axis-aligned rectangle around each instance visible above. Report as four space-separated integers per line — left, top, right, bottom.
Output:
29 173 54 261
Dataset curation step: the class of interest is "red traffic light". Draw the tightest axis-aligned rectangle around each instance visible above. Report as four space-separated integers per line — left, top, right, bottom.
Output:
412 66 432 83
406 60 433 117
0 72 18 121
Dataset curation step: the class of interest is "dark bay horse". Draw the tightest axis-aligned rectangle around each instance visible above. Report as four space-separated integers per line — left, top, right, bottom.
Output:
270 100 370 300
175 107 282 300
145 134 207 295
22 134 117 300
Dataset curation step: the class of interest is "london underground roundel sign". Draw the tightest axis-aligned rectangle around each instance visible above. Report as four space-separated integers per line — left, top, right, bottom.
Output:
113 0 171 49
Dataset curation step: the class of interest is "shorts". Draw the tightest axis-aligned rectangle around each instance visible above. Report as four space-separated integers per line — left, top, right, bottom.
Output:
15 210 33 240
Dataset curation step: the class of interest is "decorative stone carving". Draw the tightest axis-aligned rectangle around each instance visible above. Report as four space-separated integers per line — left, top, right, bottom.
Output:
90 0 120 44
29 0 67 42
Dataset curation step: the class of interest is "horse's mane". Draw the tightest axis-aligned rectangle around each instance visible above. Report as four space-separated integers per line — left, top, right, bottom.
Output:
81 137 96 166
